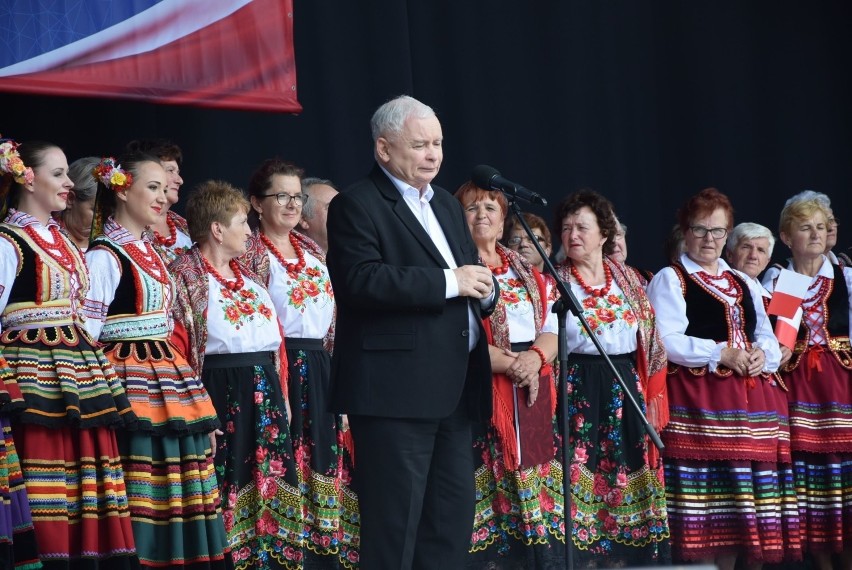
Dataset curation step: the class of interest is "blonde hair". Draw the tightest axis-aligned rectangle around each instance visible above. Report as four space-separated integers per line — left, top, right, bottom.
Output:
185 180 250 245
779 198 831 237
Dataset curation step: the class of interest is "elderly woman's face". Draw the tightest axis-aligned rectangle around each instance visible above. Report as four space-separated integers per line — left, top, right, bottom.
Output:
561 206 606 263
782 210 827 261
683 208 729 270
220 209 252 258
463 196 504 245
64 194 95 238
826 210 838 252
611 227 627 263
507 227 550 269
729 236 770 279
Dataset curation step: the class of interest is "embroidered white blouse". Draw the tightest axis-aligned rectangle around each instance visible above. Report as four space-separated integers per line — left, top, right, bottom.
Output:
496 266 557 344
267 249 334 340
204 273 282 355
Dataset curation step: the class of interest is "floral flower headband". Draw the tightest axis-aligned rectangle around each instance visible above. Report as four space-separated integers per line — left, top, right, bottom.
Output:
0 136 35 185
93 157 132 192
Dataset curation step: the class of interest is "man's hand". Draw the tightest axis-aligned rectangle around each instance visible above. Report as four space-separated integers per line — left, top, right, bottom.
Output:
454 265 494 299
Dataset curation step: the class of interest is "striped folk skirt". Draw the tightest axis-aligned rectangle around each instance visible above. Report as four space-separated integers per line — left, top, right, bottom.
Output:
2 325 139 570
0 356 39 570
663 365 801 564
12 424 138 570
103 339 229 570
781 345 852 555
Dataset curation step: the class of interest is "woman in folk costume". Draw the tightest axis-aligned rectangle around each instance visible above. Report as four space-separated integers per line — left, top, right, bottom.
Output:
241 159 356 568
0 138 138 569
169 180 304 570
83 154 229 570
646 188 800 569
126 139 192 264
554 190 670 568
452 182 561 568
0 137 41 570
762 196 852 570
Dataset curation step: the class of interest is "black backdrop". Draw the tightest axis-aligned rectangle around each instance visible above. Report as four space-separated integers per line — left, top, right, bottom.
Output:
3 0 851 271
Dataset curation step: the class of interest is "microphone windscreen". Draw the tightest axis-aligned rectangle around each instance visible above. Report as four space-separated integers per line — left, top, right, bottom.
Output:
471 164 499 189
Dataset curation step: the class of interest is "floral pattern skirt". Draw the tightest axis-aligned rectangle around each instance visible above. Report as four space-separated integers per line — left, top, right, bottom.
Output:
284 340 358 569
202 352 303 570
565 353 669 569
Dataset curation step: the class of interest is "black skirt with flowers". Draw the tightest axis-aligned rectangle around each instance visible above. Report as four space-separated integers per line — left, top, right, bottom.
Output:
563 353 670 569
202 352 304 570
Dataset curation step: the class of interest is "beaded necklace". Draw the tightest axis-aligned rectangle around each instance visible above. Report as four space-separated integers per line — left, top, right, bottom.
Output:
801 275 830 306
125 241 170 284
260 231 305 278
570 262 612 297
24 224 76 273
696 271 742 299
487 247 510 275
201 255 245 292
153 215 177 247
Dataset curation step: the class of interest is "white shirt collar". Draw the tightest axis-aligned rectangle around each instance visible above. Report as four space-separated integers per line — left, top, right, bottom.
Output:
679 252 734 276
379 165 435 202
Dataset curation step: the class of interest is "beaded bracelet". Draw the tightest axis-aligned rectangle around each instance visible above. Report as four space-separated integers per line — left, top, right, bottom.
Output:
529 345 548 369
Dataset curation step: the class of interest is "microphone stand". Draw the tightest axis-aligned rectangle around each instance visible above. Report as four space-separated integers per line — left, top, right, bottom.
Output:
504 197 664 570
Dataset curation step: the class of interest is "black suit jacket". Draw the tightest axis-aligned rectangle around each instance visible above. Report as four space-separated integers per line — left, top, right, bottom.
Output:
326 164 494 421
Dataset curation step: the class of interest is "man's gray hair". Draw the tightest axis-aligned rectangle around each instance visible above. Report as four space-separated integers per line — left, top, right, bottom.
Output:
301 177 337 219
370 95 436 143
726 222 776 257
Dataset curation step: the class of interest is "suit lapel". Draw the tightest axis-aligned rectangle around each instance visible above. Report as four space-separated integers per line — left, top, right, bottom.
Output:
430 194 467 265
371 166 448 267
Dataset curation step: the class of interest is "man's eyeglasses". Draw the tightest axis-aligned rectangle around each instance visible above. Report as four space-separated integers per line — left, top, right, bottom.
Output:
262 193 306 206
689 226 727 239
507 235 547 247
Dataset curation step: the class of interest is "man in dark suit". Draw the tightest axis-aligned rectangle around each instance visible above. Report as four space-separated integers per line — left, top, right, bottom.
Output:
326 95 496 569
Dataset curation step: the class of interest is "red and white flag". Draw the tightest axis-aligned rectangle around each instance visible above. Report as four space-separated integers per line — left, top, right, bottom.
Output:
767 269 811 349
774 307 803 350
0 0 300 113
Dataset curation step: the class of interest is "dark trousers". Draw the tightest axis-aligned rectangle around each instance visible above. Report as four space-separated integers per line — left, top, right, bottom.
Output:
349 398 474 570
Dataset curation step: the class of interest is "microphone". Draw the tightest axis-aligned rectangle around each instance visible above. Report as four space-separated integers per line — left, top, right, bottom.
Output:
471 165 547 206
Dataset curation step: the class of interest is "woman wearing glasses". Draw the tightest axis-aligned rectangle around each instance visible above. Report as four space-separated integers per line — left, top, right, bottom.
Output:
503 212 552 272
242 159 357 568
646 188 800 569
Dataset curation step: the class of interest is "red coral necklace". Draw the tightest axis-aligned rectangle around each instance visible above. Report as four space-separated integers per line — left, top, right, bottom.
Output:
696 271 742 299
125 241 169 284
487 247 510 275
801 275 829 306
153 215 177 247
24 225 76 273
201 254 244 292
260 231 305 278
570 262 612 297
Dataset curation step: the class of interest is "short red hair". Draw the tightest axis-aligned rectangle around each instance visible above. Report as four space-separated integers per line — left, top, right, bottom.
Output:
677 187 734 232
453 181 508 219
